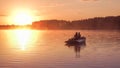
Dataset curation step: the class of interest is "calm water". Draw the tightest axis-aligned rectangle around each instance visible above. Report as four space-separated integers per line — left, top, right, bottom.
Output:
0 30 120 68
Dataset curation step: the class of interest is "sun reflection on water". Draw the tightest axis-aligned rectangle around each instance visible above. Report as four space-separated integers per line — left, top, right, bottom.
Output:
14 29 32 50
6 29 44 51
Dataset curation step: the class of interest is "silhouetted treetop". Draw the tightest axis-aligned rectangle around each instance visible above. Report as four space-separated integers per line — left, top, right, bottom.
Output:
32 16 120 30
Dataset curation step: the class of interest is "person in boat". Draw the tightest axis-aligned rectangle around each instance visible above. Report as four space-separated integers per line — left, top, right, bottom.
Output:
77 32 81 39
74 32 78 39
74 32 81 40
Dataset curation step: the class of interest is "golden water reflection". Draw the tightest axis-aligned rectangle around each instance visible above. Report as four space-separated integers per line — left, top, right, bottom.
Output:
15 29 32 50
7 29 40 51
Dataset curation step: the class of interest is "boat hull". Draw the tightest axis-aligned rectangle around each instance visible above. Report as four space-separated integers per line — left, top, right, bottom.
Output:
65 37 86 45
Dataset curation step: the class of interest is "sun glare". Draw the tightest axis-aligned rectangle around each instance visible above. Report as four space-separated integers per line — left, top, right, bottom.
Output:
11 9 35 25
15 29 32 50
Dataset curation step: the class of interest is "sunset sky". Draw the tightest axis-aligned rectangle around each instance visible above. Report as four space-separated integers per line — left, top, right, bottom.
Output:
0 0 120 24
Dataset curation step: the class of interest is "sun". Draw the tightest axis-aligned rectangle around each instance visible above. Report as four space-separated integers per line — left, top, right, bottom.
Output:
11 9 35 25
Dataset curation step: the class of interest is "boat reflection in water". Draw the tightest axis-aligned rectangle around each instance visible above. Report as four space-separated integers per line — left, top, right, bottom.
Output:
65 42 86 58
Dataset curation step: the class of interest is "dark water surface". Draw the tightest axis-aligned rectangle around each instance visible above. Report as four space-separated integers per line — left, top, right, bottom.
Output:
0 30 120 68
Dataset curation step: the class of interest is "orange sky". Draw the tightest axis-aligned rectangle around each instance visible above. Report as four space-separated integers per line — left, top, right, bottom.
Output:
0 0 120 24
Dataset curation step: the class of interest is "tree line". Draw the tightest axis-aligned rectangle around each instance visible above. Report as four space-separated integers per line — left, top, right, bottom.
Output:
32 16 120 30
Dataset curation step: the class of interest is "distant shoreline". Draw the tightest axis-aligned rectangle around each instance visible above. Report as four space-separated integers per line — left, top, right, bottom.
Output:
0 15 120 30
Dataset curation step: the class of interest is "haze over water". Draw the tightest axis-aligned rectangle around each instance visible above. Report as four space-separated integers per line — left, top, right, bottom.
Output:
0 30 120 68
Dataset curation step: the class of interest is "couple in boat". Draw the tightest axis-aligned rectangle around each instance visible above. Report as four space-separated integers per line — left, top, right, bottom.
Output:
74 32 81 40
65 32 86 44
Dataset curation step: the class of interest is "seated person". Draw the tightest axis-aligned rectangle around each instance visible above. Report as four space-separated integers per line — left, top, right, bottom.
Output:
74 32 81 40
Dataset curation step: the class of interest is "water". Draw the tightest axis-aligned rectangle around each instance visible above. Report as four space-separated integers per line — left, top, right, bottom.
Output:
0 30 120 68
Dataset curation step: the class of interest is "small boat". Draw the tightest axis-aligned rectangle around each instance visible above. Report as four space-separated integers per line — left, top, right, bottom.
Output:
65 37 86 44
65 32 86 44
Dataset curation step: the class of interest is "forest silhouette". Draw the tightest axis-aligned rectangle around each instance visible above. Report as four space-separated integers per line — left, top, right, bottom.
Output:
32 16 120 30
0 15 120 30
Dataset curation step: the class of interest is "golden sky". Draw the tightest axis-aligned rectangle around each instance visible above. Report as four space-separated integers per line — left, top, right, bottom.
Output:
0 0 120 24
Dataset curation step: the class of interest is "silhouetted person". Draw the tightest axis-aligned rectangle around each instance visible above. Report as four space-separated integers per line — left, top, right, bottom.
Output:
74 32 78 40
77 32 81 39
74 32 81 40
